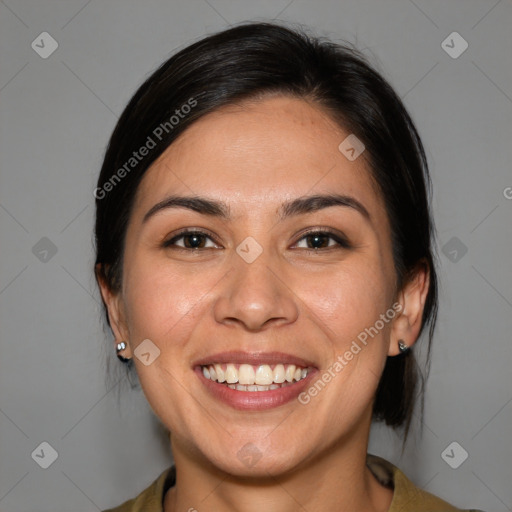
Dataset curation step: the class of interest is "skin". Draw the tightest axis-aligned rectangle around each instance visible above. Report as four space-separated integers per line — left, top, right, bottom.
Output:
98 95 430 512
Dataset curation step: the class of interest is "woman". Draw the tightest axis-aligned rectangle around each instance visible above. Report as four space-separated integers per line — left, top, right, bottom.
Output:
95 22 484 512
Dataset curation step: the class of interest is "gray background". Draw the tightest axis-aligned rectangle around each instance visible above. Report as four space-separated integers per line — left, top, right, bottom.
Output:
0 1 511 511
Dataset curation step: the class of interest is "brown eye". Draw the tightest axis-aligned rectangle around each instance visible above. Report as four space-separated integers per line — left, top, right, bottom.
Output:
163 230 219 250
294 230 351 250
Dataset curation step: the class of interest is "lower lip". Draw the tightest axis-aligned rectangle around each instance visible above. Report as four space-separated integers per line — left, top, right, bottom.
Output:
195 367 316 410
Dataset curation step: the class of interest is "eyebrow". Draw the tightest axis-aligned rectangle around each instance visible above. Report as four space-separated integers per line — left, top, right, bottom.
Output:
142 193 371 224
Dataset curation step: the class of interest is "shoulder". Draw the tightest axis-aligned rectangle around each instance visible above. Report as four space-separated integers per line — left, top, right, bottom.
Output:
367 454 486 512
102 466 175 512
103 459 486 512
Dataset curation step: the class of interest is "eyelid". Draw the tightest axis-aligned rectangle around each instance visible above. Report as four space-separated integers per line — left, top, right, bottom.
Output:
163 228 222 248
292 227 352 249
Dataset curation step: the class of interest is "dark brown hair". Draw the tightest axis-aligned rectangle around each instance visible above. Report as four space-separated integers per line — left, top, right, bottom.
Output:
94 21 439 439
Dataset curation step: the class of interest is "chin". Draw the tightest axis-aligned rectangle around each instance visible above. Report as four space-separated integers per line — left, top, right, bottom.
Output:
215 452 302 480
195 435 311 480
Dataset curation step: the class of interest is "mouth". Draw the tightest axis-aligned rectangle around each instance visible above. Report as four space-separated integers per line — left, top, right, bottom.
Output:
201 363 309 391
193 352 317 410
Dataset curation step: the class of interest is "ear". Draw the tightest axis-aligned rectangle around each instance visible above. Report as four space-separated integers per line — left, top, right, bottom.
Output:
95 263 132 358
388 259 430 356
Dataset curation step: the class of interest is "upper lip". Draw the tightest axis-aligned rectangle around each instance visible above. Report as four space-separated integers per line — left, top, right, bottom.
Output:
192 351 316 368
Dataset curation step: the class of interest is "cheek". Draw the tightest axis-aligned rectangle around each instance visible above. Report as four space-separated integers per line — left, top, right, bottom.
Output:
301 261 393 414
305 259 393 348
122 256 209 348
120 258 211 430
314 261 393 404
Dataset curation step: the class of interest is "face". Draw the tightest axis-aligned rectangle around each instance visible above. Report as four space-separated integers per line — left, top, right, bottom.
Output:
105 95 404 476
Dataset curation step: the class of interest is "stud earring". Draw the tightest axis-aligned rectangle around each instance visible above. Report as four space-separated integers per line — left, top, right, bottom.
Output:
116 341 131 363
398 339 409 354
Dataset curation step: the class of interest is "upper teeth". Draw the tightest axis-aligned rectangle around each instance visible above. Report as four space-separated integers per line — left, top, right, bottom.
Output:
202 363 308 386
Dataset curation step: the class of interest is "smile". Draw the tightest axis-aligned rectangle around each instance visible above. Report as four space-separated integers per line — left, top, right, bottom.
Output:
201 363 309 391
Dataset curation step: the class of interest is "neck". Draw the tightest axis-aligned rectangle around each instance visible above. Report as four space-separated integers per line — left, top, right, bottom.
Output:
164 420 393 512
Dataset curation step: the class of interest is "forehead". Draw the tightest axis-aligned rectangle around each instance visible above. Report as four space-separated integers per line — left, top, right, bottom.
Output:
134 95 386 222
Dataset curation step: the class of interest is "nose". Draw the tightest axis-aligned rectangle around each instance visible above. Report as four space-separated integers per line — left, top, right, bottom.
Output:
213 249 299 332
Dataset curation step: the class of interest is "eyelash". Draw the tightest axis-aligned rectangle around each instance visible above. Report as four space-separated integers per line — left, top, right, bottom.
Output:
162 228 352 252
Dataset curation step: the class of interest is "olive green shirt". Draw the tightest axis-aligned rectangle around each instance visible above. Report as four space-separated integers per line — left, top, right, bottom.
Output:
103 454 485 512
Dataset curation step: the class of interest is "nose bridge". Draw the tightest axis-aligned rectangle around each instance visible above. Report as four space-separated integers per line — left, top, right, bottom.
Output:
213 240 298 330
